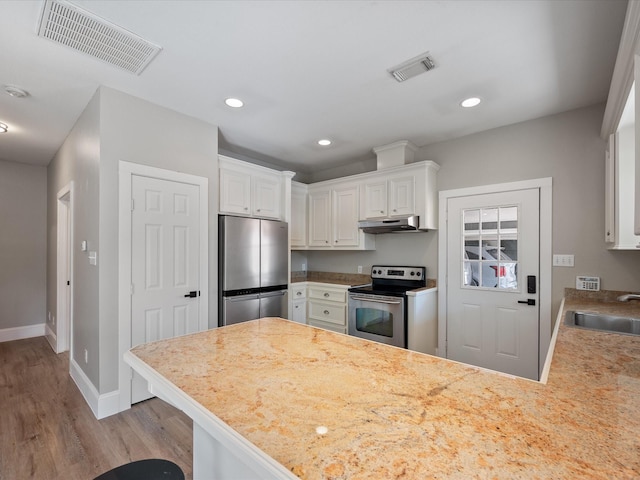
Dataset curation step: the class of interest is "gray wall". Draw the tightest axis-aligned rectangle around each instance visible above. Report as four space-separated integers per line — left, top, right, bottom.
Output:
0 160 47 329
47 91 101 385
47 87 218 394
302 103 640 318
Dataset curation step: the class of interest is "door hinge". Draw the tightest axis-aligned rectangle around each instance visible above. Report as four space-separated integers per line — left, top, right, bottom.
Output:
67 280 70 286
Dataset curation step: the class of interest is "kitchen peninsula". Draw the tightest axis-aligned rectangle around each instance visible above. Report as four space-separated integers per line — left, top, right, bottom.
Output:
125 306 640 479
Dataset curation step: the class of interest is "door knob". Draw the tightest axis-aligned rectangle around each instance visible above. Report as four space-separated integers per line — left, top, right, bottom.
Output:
184 290 199 298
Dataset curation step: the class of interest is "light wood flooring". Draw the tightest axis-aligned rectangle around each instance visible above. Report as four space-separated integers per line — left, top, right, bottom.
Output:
0 336 193 480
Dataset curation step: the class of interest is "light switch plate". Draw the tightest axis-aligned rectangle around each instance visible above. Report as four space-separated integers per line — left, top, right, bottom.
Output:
89 251 97 266
553 254 574 267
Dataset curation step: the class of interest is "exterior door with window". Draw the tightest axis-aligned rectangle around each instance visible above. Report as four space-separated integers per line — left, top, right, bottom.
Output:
446 188 539 380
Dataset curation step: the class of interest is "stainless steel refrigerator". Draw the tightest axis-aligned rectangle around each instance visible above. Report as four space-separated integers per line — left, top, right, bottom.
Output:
218 215 288 326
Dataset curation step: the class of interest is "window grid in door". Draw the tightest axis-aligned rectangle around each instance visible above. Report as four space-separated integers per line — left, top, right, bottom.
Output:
462 205 518 290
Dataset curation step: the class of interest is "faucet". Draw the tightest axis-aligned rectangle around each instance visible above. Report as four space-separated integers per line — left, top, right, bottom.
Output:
617 293 640 302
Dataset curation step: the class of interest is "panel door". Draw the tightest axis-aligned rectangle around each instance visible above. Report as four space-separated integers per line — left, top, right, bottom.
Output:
252 173 281 219
290 187 307 247
308 189 332 247
332 185 359 247
446 188 540 380
131 175 201 403
220 168 251 215
389 176 415 217
362 180 388 219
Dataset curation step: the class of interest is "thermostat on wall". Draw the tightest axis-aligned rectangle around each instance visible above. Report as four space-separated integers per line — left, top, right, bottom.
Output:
576 276 600 291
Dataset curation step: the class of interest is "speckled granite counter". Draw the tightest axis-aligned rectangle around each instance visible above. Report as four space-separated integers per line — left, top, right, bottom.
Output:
127 296 640 479
291 270 437 289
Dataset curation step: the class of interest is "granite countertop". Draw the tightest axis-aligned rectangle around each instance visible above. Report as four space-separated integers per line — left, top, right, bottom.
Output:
291 270 437 289
130 292 640 479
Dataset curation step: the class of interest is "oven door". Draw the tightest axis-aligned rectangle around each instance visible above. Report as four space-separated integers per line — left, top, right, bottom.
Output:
348 293 405 348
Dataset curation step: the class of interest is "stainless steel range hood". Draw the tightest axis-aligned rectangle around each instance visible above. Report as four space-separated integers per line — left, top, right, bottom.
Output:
358 215 420 234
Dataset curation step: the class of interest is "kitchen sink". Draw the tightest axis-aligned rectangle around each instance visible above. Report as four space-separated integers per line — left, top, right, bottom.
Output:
564 310 640 336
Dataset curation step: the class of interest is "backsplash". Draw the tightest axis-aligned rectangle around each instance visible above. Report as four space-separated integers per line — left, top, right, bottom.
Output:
564 287 637 303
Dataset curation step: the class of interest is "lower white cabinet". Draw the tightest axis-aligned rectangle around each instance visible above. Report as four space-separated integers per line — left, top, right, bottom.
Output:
290 283 307 324
306 282 349 334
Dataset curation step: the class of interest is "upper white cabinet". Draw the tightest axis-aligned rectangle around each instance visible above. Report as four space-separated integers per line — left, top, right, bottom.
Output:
219 155 293 220
360 161 439 230
605 118 640 249
290 181 308 247
306 181 375 250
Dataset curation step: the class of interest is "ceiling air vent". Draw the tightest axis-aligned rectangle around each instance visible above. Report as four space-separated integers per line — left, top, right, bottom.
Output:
37 0 162 75
388 52 436 83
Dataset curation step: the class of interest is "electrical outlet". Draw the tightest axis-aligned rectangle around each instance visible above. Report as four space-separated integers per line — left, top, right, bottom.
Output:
553 254 574 267
357 265 363 274
84 349 88 364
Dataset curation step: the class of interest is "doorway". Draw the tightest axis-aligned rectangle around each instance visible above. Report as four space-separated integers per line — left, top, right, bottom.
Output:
438 178 552 380
118 161 209 410
55 183 73 354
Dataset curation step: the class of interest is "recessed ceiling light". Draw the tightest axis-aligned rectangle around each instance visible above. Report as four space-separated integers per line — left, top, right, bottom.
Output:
3 85 29 98
318 139 331 146
0 123 8 133
461 97 481 108
225 98 244 108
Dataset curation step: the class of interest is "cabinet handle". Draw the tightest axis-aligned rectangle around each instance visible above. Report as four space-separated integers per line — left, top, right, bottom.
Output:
393 209 397 212
324 310 330 315
380 210 384 213
323 292 330 297
256 209 261 212
244 207 248 210
296 291 302 296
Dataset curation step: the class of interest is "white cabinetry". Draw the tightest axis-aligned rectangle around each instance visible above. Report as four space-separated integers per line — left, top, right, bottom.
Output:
307 182 375 250
605 121 640 249
219 155 292 220
291 182 308 248
290 283 307 324
359 161 439 229
306 283 349 334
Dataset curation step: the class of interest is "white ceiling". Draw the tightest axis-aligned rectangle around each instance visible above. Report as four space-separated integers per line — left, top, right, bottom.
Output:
0 0 628 174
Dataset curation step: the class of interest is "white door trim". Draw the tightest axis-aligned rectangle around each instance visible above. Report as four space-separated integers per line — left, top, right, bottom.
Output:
55 182 74 354
437 177 552 378
118 161 209 412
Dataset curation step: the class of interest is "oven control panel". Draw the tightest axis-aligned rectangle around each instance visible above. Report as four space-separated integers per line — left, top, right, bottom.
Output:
370 265 425 280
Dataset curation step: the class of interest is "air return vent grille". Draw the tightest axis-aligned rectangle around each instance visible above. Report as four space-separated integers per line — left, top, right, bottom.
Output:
37 0 161 75
388 52 436 82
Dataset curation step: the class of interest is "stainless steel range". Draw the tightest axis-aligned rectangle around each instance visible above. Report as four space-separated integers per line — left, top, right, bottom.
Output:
348 265 426 348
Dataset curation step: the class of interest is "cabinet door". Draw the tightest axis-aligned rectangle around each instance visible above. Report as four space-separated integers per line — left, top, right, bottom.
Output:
308 189 332 247
291 188 307 247
362 181 387 219
252 173 281 219
332 185 360 247
389 175 415 217
220 168 251 215
291 300 306 324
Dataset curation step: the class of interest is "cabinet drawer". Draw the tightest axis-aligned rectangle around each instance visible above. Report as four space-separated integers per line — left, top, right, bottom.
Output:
308 319 347 334
291 284 307 299
308 286 346 303
307 301 346 326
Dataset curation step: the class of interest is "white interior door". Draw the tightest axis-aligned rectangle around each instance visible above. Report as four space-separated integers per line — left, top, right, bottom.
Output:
446 188 540 380
130 175 201 403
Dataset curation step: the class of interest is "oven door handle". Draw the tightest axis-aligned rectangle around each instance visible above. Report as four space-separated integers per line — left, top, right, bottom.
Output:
349 296 403 305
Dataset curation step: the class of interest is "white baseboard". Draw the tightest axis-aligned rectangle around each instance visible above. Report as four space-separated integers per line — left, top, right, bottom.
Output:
69 358 121 420
0 323 46 343
45 324 58 352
